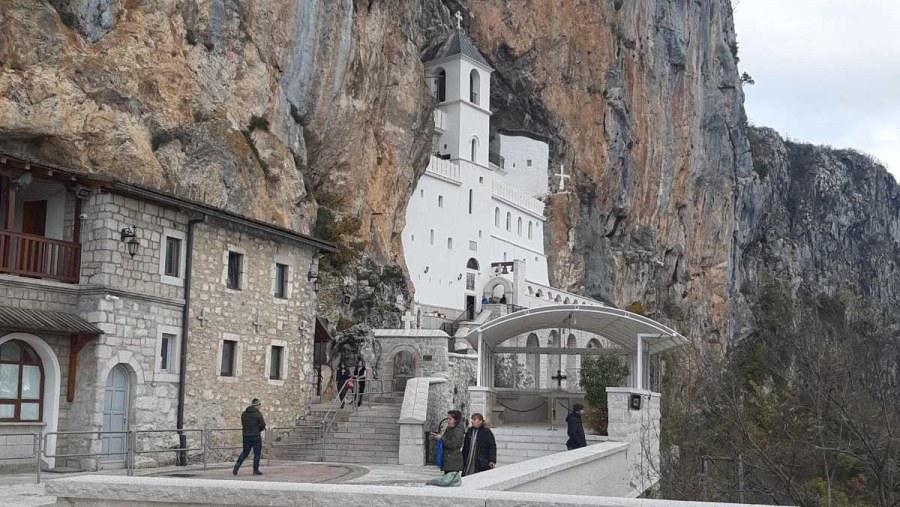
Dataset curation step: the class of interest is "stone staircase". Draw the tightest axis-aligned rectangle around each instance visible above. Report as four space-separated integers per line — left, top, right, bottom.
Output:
492 426 608 466
277 403 402 465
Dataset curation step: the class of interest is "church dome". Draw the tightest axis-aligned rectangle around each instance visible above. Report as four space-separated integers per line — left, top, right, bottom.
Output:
422 29 492 69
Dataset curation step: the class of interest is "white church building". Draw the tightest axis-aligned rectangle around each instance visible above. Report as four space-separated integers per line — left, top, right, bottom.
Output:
399 25 635 396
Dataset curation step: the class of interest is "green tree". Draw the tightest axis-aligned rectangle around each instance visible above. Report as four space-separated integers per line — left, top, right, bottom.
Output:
580 355 629 434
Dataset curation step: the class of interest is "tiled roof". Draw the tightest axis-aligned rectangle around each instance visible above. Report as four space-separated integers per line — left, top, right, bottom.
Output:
0 306 103 335
422 30 491 68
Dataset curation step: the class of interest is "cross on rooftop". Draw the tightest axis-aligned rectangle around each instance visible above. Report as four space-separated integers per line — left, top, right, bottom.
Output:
555 164 571 192
454 11 463 30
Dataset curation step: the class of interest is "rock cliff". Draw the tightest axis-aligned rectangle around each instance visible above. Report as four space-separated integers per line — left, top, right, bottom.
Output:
1 0 898 347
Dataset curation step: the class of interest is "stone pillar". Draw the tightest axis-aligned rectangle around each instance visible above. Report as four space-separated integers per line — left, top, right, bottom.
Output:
605 387 661 497
468 386 496 423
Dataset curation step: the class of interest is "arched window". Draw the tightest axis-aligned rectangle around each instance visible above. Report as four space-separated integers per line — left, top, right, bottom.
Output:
528 221 533 239
587 339 602 349
471 138 477 162
517 217 523 236
469 69 481 104
468 189 473 214
526 333 540 388
506 212 511 231
466 258 479 270
0 340 44 421
564 297 570 304
494 207 500 227
435 68 446 102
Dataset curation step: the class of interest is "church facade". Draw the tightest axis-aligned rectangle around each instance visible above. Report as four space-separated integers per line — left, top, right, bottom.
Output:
0 155 334 469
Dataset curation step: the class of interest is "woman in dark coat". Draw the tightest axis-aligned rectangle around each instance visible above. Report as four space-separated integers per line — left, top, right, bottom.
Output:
566 403 587 450
336 365 351 409
429 410 465 486
462 413 496 476
353 358 367 407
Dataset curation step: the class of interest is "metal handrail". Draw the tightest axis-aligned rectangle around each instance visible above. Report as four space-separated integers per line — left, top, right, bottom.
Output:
0 431 42 483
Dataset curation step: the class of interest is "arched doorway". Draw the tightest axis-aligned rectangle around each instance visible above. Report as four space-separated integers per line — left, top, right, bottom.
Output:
465 258 479 318
101 365 130 462
392 351 416 393
525 333 539 388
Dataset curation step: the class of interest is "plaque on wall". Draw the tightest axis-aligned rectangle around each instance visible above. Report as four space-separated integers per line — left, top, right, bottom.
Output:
423 354 433 362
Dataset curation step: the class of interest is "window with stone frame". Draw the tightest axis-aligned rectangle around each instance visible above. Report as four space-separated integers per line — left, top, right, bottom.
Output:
220 340 237 377
226 251 243 290
269 346 284 380
0 340 43 422
274 263 289 299
159 333 176 373
164 237 181 277
160 228 187 285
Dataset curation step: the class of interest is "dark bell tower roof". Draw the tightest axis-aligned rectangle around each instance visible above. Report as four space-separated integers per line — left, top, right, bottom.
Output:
422 29 492 69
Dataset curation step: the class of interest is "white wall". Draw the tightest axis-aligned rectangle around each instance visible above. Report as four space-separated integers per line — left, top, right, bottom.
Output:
426 56 492 167
496 134 550 196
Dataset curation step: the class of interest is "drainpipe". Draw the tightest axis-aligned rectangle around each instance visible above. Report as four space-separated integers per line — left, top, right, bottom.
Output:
177 216 205 465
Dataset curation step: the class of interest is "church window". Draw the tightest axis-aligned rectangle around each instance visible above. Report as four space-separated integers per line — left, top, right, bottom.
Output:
466 258 479 270
447 238 453 250
469 69 481 105
269 345 284 380
160 228 186 286
471 139 477 162
164 237 181 277
435 68 447 102
479 176 484 183
430 230 435 245
517 217 523 236
468 189 473 214
226 251 243 290
220 340 238 377
494 208 500 227
438 195 443 208
503 252 507 261
274 263 289 299
478 230 483 238
411 234 415 242
420 189 424 198
527 159 532 167
155 325 181 380
469 240 477 251
528 221 533 239
505 212 511 231
0 340 43 422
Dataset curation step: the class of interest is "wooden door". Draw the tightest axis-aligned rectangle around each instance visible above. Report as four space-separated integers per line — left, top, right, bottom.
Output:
22 201 47 236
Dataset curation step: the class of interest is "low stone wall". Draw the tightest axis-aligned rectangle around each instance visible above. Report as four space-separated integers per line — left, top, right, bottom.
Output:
397 377 447 466
606 388 661 497
47 474 774 506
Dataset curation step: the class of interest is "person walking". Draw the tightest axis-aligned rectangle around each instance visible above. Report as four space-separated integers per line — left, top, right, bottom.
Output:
353 358 367 407
233 398 266 476
566 403 587 450
462 413 496 476
428 410 465 486
336 365 351 409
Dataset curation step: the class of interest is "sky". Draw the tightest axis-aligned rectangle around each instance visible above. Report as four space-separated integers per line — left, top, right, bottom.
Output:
732 0 900 182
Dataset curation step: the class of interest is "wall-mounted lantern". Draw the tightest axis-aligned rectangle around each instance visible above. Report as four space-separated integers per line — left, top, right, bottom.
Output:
120 225 140 258
307 255 321 293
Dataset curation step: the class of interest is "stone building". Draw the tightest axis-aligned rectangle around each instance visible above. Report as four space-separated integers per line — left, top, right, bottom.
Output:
0 155 334 469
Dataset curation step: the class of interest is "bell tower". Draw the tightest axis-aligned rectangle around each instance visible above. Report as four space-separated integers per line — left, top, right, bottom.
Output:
423 14 493 167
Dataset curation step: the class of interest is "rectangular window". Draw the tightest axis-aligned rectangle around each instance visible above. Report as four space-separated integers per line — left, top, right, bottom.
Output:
438 195 444 208
221 340 237 377
227 252 243 290
447 238 453 250
430 230 435 245
164 237 181 277
159 333 175 372
469 240 478 251
274 263 288 298
527 159 533 167
269 346 284 380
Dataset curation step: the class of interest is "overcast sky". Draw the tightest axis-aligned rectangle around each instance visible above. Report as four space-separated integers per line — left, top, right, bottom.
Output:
732 0 900 182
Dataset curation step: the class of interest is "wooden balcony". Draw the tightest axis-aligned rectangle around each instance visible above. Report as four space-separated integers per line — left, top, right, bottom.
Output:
0 229 80 283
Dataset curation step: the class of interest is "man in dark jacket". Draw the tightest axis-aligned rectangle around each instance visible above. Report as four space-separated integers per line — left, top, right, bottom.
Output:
566 403 587 450
233 398 266 476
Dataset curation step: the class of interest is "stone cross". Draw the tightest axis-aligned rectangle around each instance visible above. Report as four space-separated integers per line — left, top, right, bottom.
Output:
196 309 209 327
253 314 263 333
555 164 571 192
551 369 568 390
401 311 416 330
454 11 463 29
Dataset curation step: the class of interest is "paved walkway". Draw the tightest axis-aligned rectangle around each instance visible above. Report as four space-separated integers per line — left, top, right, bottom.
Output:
0 461 444 505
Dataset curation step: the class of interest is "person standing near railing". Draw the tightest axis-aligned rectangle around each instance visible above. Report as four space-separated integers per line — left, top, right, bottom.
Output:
233 398 266 476
353 358 367 408
336 365 351 409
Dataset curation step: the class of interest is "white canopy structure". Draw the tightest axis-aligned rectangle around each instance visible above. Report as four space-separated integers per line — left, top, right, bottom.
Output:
464 304 689 391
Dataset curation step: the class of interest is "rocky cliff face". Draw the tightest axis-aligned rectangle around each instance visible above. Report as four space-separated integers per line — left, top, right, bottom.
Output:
1 0 897 347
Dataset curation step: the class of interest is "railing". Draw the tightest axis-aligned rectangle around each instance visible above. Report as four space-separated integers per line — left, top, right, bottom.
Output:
425 156 461 183
489 151 505 170
491 179 544 216
441 303 477 338
0 431 42 483
0 229 80 283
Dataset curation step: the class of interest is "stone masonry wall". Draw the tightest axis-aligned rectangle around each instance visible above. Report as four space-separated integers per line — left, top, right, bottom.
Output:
606 388 662 497
184 216 317 447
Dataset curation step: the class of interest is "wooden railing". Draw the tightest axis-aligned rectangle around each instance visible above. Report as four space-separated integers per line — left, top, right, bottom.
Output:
0 229 80 283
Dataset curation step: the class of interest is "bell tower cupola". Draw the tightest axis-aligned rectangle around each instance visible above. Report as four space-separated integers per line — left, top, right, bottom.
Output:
423 13 494 167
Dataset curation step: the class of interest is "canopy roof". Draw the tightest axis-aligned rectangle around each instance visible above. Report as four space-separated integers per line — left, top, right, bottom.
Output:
464 304 687 355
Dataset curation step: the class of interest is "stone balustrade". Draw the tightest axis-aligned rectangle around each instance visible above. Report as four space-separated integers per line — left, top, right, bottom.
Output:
425 156 461 184
491 179 544 217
